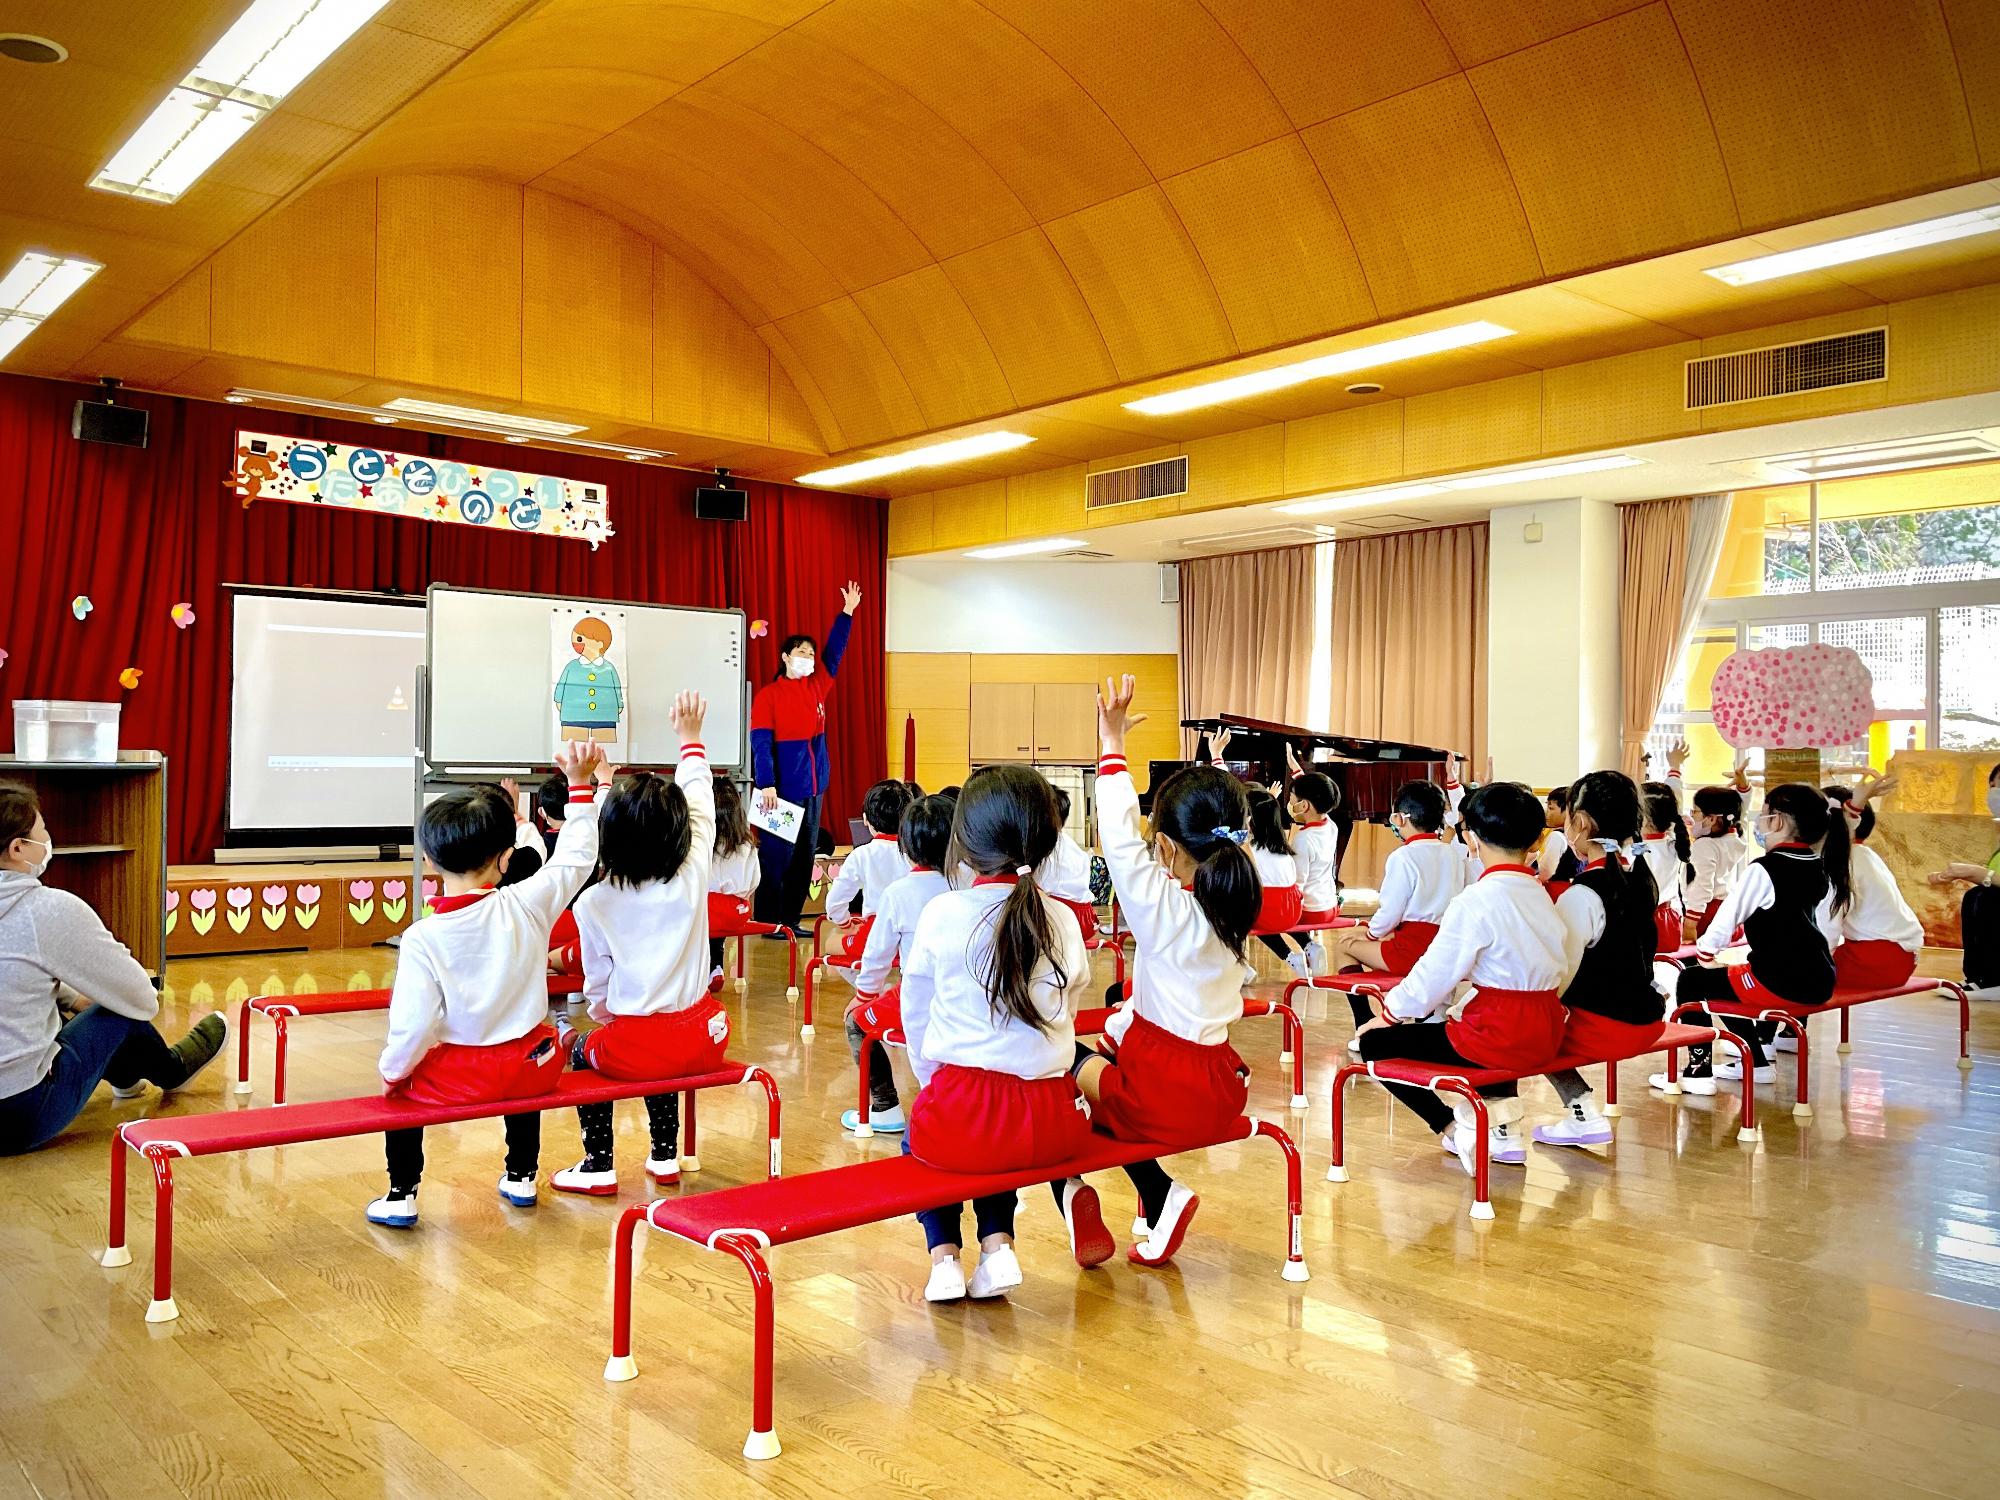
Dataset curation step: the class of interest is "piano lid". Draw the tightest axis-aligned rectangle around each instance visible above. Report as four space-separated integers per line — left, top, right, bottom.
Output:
1181 713 1458 764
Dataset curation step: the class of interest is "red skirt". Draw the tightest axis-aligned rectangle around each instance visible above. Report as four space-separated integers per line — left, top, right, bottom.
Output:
1055 895 1099 941
1091 1012 1248 1148
1378 920 1440 976
851 988 901 1038
1696 897 1724 932
831 914 875 960
1298 906 1339 927
549 909 580 973
1653 904 1682 955
395 1024 562 1106
908 1065 1092 1173
580 999 730 1081
706 891 755 934
1833 939 1916 990
1560 1007 1667 1060
1252 886 1303 935
1445 986 1565 1073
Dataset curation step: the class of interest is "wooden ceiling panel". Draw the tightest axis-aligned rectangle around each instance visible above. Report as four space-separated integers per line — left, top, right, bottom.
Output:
522 191 654 424
758 320 847 452
0 1 240 81
68 339 206 390
654 253 789 446
0 56 165 159
0 141 276 248
851 267 1017 428
800 0 1149 223
766 362 822 453
1303 76 1544 317
1945 0 2000 172
1161 136 1378 353
205 111 359 195
445 0 776 82
1043 186 1237 381
768 297 927 449
939 229 1120 408
1421 0 1650 67
375 0 540 50
1671 0 1980 229
212 179 377 375
1471 6 1739 275
280 25 466 134
374 175 522 398
1199 0 1458 127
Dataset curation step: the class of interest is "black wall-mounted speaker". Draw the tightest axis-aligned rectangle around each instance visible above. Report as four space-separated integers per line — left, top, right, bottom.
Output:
694 485 747 521
72 399 149 448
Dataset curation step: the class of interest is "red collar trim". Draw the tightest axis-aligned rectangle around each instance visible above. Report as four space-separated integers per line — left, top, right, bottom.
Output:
1480 863 1538 880
1402 832 1438 843
1642 832 1667 841
1581 857 1610 871
430 886 495 913
911 865 935 874
1770 840 1811 851
972 873 1020 887
871 832 897 843
1297 818 1328 829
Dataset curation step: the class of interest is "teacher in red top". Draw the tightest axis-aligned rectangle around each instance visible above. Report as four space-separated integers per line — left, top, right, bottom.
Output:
751 581 863 934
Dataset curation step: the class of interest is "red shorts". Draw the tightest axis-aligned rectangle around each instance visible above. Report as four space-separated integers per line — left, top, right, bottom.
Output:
830 915 874 960
1697 898 1724 931
1377 920 1440 976
1560 1006 1667 1059
908 1065 1092 1173
1055 896 1099 941
395 1024 562 1106
1445 986 1565 1072
1832 939 1917 990
850 988 902 1038
1090 1012 1248 1148
580 999 730 1082
548 909 580 972
707 891 755 934
1653 904 1683 955
1298 907 1339 928
1253 887 1303 935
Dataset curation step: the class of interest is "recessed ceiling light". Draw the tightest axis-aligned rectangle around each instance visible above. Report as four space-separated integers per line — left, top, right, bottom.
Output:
505 435 529 444
1705 206 2000 286
0 34 68 64
1275 455 1644 515
798 431 1035 487
1125 322 1514 416
225 393 251 404
963 537 1087 559
624 452 647 461
0 252 101 363
372 414 397 424
1346 382 1383 396
92 2 391 203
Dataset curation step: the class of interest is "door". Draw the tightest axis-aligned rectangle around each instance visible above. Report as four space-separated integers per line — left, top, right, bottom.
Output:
969 682 1036 762
1032 683 1098 762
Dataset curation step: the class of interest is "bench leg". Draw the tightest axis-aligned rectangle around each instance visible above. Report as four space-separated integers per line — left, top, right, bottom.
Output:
714 1233 781 1460
1433 1080 1493 1220
1713 1034 1759 1143
1602 1059 1622 1118
745 1067 783 1178
800 960 819 1039
101 1132 132 1267
271 1015 290 1106
854 1036 875 1138
143 1145 179 1321
1251 1120 1309 1282
680 1091 699 1173
734 935 748 994
784 932 799 1003
1949 982 1972 1072
235 998 254 1094
1327 1062 1364 1182
604 1203 646 1382
1837 1006 1851 1055
1276 1002 1307 1110
1767 1012 1810 1118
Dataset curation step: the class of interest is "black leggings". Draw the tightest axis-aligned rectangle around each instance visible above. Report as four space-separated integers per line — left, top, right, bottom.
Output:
385 1115 539 1192
1355 1022 1482 1133
1964 884 2000 990
1673 965 1770 1071
1258 932 1310 958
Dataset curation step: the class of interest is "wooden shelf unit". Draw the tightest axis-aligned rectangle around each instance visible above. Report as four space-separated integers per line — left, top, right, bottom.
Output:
0 753 168 978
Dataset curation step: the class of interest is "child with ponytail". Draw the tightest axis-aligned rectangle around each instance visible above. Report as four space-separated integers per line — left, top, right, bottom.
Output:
1054 675 1262 1270
901 767 1092 1303
1823 779 1921 988
1245 789 1302 935
1652 782 1847 1094
1683 785 1749 939
1639 780 1690 954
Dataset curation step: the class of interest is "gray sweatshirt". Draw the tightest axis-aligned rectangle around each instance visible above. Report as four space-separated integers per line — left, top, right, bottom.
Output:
0 870 159 1098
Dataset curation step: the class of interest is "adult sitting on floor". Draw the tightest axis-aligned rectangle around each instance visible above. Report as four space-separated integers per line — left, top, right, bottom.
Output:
0 782 225 1154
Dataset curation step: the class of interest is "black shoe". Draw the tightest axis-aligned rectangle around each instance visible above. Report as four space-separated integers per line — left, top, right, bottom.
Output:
163 1012 228 1092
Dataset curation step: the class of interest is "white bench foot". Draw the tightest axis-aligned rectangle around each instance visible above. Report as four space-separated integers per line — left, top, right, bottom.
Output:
603 1354 637 1382
1602 1102 1623 1118
799 1024 814 1040
233 1080 253 1095
678 1155 700 1174
1325 1164 1349 1183
1659 1081 1683 1096
1792 1102 1814 1119
1281 1259 1310 1283
1289 1094 1308 1110
734 978 747 994
1836 1042 1852 1055
100 1245 132 1268
785 986 800 1003
854 1123 874 1139
1469 1201 1495 1222
1957 1057 1974 1072
743 1429 781 1461
1278 1050 1293 1066
145 1297 179 1323
1736 1125 1761 1144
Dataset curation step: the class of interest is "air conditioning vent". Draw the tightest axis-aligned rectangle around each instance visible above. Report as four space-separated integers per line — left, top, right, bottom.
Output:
1336 512 1431 532
1686 328 1885 409
1178 523 1336 555
1087 455 1188 510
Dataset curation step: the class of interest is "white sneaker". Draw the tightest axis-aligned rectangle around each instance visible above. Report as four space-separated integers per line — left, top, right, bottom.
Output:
838 1106 907 1133
1489 1122 1526 1166
366 1188 419 1228
966 1245 1023 1299
1284 950 1312 981
1240 964 1258 989
1649 1070 1717 1096
645 1155 681 1186
1772 1033 1799 1054
1346 1035 1362 1056
497 1172 538 1207
109 1081 148 1099
1447 1125 1479 1178
1130 1182 1200 1266
1131 1215 1151 1238
1713 1055 1776 1083
925 1258 967 1303
1059 1181 1115 1269
551 1161 618 1196
1534 1099 1613 1148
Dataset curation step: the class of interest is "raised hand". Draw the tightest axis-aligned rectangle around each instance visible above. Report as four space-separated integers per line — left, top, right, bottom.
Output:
1097 674 1144 754
1667 740 1690 773
672 689 708 746
840 580 863 615
553 739 603 788
500 777 525 822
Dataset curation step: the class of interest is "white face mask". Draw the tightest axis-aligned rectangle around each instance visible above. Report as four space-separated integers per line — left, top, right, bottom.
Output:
1987 787 2000 818
18 836 52 877
786 656 815 680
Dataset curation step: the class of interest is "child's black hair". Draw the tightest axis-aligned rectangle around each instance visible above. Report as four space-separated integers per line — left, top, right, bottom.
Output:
1247 789 1291 856
1546 786 1571 813
534 773 568 827
938 784 962 801
1290 771 1339 816
898 794 954 870
1691 784 1744 835
1394 780 1447 833
905 780 925 800
1459 781 1546 855
1052 785 1072 821
950 765 1066 1033
1567 769 1658 919
714 775 752 857
1822 783 1873 843
862 778 914 836
1150 765 1258 960
1642 779 1693 878
419 785 516 875
598 772 692 889
1766 782 1853 914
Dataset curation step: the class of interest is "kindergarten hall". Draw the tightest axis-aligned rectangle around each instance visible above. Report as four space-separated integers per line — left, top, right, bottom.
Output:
4 3 2000 1495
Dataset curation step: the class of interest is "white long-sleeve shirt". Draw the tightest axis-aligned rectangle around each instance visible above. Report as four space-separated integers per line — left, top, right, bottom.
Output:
853 868 951 995
1685 832 1749 913
1839 844 1923 951
573 749 716 1024
1096 756 1245 1046
1696 853 1841 959
1536 829 1571 881
1037 831 1095 904
1637 835 1683 915
1367 835 1468 938
899 883 1087 1089
1292 819 1339 912
1385 867 1569 1023
1251 846 1297 891
825 835 911 920
710 840 760 898
380 781 603 1082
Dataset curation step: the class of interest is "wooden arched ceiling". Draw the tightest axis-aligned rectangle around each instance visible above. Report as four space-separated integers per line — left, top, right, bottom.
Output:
303 0 2000 454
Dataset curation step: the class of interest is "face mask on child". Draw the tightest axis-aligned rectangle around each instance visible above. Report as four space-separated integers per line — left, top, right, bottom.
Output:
786 656 815 680
1988 787 2000 818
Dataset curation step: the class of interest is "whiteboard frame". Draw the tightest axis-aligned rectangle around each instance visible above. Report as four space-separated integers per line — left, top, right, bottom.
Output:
421 584 749 773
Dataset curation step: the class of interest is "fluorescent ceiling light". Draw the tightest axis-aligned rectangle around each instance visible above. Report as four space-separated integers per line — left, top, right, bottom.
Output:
383 397 585 437
963 537 1087 559
0 253 101 363
1705 207 2000 286
225 393 251 403
1125 322 1514 416
1275 455 1643 515
1275 483 1445 516
92 1 390 203
226 388 673 458
798 431 1034 487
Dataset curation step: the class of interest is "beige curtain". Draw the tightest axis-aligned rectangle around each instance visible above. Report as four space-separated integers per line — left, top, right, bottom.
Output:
1330 524 1488 887
1618 497 1707 779
1178 544 1321 755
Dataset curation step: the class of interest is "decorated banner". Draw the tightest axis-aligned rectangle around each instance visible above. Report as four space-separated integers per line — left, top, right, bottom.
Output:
229 431 615 548
1711 642 1874 748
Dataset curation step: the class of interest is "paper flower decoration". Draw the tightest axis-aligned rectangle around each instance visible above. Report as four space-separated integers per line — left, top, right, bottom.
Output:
118 667 143 690
170 602 196 629
749 619 768 638
1711 643 1874 749
0 648 8 670
71 596 92 621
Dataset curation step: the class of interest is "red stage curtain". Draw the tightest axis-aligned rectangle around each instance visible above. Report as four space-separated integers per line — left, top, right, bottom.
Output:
0 373 886 862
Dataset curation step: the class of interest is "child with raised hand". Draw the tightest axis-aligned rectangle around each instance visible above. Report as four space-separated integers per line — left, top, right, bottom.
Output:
1639 780 1690 953
545 692 724 1194
1259 773 1339 978
901 767 1092 1303
369 737 609 1227
1058 675 1260 1269
1245 789 1301 936
842 793 954 1134
705 775 760 989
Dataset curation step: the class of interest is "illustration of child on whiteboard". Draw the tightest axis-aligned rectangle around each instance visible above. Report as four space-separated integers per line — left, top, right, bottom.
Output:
553 617 624 743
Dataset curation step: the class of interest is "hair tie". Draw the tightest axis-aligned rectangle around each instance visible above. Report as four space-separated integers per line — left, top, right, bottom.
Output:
1840 801 1862 820
1213 826 1249 846
1015 864 1032 877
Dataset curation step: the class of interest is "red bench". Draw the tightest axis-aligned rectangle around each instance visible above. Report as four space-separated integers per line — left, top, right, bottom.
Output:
716 918 800 1002
850 997 1308 1137
99 1064 782 1323
603 1115 1307 1459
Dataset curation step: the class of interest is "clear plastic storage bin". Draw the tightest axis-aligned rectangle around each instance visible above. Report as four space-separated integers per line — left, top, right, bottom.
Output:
13 700 122 762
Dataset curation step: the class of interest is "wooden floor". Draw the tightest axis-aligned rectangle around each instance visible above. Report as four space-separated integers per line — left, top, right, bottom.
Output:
4 941 1998 1500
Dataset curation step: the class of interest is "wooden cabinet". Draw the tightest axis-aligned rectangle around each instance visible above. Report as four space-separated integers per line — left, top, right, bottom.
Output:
970 682 1096 764
969 683 1036 762
1032 683 1096 762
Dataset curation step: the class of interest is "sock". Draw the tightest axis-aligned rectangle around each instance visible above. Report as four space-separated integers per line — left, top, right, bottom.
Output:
576 1103 613 1170
642 1094 679 1159
1123 1159 1172 1227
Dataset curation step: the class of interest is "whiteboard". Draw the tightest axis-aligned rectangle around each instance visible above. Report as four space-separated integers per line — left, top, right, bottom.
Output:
425 586 746 769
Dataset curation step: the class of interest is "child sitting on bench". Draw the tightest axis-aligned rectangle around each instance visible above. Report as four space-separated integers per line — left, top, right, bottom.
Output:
1824 780 1921 989
369 739 607 1228
1260 772 1341 979
1245 790 1301 935
704 774 760 990
1638 781 1690 954
823 779 915 962
1037 786 1099 937
1328 780 1467 1033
